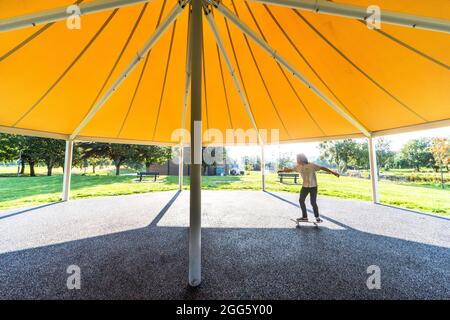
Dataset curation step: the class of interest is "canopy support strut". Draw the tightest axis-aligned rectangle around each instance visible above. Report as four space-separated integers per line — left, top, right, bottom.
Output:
0 0 151 32
204 8 264 144
189 0 202 287
62 140 74 201
69 0 188 141
368 137 379 204
247 0 450 34
214 1 371 138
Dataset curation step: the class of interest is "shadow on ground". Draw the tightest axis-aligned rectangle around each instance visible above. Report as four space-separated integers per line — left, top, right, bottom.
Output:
0 191 449 300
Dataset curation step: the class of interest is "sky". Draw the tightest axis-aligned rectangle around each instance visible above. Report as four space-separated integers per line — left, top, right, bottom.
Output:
226 126 450 164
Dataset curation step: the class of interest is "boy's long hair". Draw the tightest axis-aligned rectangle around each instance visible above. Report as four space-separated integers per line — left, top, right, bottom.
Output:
297 153 309 165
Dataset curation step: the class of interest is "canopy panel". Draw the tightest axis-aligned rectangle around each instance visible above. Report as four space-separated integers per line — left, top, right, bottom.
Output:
0 0 449 145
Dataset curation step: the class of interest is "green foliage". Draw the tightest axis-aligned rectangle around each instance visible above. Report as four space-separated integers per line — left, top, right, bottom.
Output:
78 142 173 175
0 133 20 162
375 138 395 170
0 136 177 177
319 138 397 172
430 138 449 169
319 139 363 172
398 138 434 171
278 152 295 170
135 145 172 168
0 135 66 176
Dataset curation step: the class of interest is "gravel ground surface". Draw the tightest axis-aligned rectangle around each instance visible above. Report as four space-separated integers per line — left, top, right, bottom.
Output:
0 190 449 299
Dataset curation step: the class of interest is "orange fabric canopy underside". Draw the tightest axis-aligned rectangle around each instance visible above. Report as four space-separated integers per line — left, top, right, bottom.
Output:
0 0 449 145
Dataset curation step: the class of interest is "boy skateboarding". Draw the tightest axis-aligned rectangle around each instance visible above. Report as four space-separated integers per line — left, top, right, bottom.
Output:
278 153 340 223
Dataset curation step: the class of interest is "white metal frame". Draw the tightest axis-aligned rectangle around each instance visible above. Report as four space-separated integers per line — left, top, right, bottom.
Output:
181 4 193 144
62 140 74 201
0 0 151 32
0 125 69 140
204 8 264 144
69 1 188 140
368 137 379 203
179 5 194 191
213 1 371 137
247 0 450 34
261 143 266 190
178 143 184 190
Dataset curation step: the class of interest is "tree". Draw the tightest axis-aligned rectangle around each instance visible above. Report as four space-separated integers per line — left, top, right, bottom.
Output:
0 134 27 175
375 138 395 170
20 137 42 176
2 135 58 176
0 134 20 163
399 138 434 171
80 142 142 175
319 139 360 172
135 145 172 170
430 137 449 188
277 152 294 170
35 138 65 176
352 142 368 170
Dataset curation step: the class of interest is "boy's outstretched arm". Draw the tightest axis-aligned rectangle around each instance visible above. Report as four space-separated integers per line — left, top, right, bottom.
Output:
319 166 340 178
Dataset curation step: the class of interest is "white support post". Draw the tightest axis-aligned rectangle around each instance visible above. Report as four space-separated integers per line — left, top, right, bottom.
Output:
179 143 184 190
261 144 266 191
368 137 379 204
189 0 202 287
62 140 74 201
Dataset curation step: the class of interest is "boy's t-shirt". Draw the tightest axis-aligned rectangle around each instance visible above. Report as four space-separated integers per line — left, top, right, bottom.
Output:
295 163 320 188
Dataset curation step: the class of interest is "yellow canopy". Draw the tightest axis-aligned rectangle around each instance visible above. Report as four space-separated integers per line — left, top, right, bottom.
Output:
0 0 449 145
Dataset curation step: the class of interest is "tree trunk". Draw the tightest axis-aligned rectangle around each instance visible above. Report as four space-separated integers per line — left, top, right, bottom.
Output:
47 160 53 176
92 164 96 174
20 160 25 174
115 164 120 176
29 161 36 177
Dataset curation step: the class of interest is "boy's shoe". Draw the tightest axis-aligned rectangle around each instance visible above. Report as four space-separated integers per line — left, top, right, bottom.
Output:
297 217 309 222
315 217 323 223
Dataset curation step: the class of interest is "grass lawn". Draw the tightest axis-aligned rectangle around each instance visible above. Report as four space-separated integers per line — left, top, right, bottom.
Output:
0 166 448 216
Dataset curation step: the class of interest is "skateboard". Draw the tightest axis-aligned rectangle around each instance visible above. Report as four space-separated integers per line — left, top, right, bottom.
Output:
290 218 322 228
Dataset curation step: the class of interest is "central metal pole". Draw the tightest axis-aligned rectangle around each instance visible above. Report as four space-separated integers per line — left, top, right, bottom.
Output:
189 0 202 287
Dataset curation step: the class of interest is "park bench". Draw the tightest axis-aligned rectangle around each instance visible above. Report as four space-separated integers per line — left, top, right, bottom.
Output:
278 173 300 184
137 171 160 182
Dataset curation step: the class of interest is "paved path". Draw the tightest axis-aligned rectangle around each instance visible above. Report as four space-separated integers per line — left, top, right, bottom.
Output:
0 190 448 299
